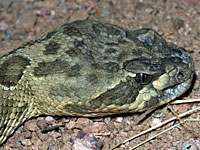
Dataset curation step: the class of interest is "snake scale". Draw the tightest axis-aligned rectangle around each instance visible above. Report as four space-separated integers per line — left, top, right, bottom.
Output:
0 20 194 145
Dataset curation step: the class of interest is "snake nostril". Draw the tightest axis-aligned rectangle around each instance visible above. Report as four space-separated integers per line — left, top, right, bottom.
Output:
177 71 185 81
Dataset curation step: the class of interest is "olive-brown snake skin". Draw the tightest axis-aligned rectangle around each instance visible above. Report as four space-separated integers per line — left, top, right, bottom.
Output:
0 20 194 145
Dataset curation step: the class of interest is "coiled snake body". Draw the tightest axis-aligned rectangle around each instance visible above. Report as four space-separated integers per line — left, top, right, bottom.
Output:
0 20 194 145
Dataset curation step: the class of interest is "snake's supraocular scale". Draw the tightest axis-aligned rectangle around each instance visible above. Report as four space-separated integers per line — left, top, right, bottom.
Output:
0 20 194 145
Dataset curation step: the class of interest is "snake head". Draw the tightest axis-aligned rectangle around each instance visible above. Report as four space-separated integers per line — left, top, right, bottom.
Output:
151 43 194 105
124 29 194 111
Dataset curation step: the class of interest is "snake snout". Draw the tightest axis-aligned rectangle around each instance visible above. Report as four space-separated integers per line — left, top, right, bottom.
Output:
169 46 194 84
178 52 194 83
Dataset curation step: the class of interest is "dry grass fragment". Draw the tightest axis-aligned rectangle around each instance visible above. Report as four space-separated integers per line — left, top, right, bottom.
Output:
111 99 200 150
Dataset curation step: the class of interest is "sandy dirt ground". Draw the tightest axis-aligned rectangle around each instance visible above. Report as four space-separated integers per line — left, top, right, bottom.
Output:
0 0 199 150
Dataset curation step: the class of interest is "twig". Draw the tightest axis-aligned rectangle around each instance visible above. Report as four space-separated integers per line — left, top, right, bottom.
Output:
130 117 200 150
41 124 65 133
130 120 187 150
111 106 200 150
171 98 200 104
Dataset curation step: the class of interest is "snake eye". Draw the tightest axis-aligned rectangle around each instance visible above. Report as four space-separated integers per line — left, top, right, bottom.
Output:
135 73 152 85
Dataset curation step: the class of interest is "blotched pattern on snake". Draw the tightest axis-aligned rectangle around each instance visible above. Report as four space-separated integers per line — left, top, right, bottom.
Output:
0 20 194 145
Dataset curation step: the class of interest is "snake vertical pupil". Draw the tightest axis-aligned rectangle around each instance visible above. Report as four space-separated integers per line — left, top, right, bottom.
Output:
135 73 152 85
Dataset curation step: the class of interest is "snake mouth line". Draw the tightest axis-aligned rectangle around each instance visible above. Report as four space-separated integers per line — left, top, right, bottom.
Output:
162 74 194 103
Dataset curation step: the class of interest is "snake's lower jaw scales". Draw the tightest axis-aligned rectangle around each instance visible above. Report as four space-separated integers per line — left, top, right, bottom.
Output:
0 20 194 146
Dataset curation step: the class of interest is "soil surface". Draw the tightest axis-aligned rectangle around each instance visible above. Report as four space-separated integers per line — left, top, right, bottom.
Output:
0 0 199 150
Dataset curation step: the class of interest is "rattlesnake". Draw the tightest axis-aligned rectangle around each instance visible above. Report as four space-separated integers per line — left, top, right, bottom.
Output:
0 20 194 145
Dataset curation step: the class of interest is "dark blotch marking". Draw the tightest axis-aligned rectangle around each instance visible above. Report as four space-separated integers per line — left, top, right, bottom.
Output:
65 48 79 57
49 84 68 97
62 79 142 113
0 56 30 87
92 62 119 73
87 74 98 83
102 62 119 73
105 42 119 46
33 60 81 77
125 30 150 49
123 59 150 72
90 79 141 110
63 24 82 37
170 57 182 63
68 64 81 77
126 28 166 51
33 60 68 77
85 50 94 62
107 26 121 36
74 39 86 48
92 24 102 35
43 40 60 55
43 30 57 41
92 22 125 41
169 48 183 56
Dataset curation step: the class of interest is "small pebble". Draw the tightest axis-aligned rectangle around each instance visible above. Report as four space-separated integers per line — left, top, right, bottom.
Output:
115 117 123 123
21 139 32 146
151 118 162 127
45 116 56 125
182 142 199 150
72 131 103 150
26 121 39 131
